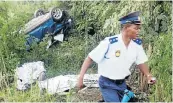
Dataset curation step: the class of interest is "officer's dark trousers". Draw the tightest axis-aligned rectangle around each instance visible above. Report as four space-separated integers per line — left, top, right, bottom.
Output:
98 75 127 102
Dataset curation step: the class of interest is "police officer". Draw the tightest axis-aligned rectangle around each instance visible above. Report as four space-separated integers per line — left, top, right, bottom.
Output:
77 11 156 102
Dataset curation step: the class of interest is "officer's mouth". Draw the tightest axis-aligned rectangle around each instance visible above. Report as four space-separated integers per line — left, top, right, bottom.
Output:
132 34 139 39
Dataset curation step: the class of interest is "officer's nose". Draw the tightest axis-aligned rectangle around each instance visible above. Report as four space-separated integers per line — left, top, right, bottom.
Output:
137 29 140 33
136 31 140 36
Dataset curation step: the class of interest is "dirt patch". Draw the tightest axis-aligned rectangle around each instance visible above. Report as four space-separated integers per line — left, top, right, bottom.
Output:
67 85 148 102
69 87 102 102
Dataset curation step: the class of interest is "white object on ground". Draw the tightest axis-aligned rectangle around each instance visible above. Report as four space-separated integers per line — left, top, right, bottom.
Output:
38 74 100 94
46 39 52 49
15 61 46 90
15 61 99 94
54 34 64 42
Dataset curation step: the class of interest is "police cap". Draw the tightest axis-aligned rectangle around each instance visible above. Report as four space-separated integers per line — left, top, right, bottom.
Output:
119 11 141 25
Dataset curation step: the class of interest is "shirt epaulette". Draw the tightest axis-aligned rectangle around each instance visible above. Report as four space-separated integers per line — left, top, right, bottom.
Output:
133 38 142 45
109 37 118 44
103 36 118 59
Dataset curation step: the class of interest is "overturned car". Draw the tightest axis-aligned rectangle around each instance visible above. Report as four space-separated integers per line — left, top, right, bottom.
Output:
23 7 72 51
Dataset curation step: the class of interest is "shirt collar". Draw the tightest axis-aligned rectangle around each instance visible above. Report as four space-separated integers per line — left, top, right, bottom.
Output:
119 33 133 49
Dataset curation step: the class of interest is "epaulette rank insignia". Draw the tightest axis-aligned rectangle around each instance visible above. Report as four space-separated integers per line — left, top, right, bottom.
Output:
133 38 142 45
109 37 118 44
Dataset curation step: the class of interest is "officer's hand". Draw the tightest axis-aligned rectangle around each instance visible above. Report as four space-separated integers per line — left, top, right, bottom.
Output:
147 76 156 84
77 77 84 90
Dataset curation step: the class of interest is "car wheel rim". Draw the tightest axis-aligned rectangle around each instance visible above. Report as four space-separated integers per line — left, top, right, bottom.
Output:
52 8 62 20
38 12 43 16
34 9 44 17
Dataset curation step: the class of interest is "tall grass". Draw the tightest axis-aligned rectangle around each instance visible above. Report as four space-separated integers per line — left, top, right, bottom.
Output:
0 75 67 102
148 33 172 102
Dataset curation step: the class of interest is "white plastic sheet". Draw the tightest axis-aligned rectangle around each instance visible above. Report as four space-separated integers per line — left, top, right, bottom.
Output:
15 61 99 94
15 61 46 90
38 74 100 94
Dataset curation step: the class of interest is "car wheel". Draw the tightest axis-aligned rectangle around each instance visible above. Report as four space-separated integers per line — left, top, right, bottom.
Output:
51 7 63 22
34 9 45 17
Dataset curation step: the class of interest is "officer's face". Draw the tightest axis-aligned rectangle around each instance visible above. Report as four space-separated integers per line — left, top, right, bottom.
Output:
125 24 141 39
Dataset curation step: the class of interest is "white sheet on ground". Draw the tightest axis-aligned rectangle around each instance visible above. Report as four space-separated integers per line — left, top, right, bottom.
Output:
15 61 99 94
54 34 64 42
38 74 100 94
15 61 46 90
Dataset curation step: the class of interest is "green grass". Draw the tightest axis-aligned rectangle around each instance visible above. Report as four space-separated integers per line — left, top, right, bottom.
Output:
0 80 67 102
148 34 172 102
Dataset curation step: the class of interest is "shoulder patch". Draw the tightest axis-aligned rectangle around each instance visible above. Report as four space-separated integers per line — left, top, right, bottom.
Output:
133 38 142 45
109 37 118 44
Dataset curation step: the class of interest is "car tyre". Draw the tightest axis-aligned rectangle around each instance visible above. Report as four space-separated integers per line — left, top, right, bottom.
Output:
34 9 45 17
50 7 64 22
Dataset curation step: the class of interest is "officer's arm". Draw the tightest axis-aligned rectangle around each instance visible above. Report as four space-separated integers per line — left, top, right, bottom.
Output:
78 38 108 89
79 56 93 79
135 44 153 80
138 63 152 78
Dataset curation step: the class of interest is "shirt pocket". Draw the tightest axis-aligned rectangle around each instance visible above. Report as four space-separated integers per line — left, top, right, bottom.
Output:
105 49 120 62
